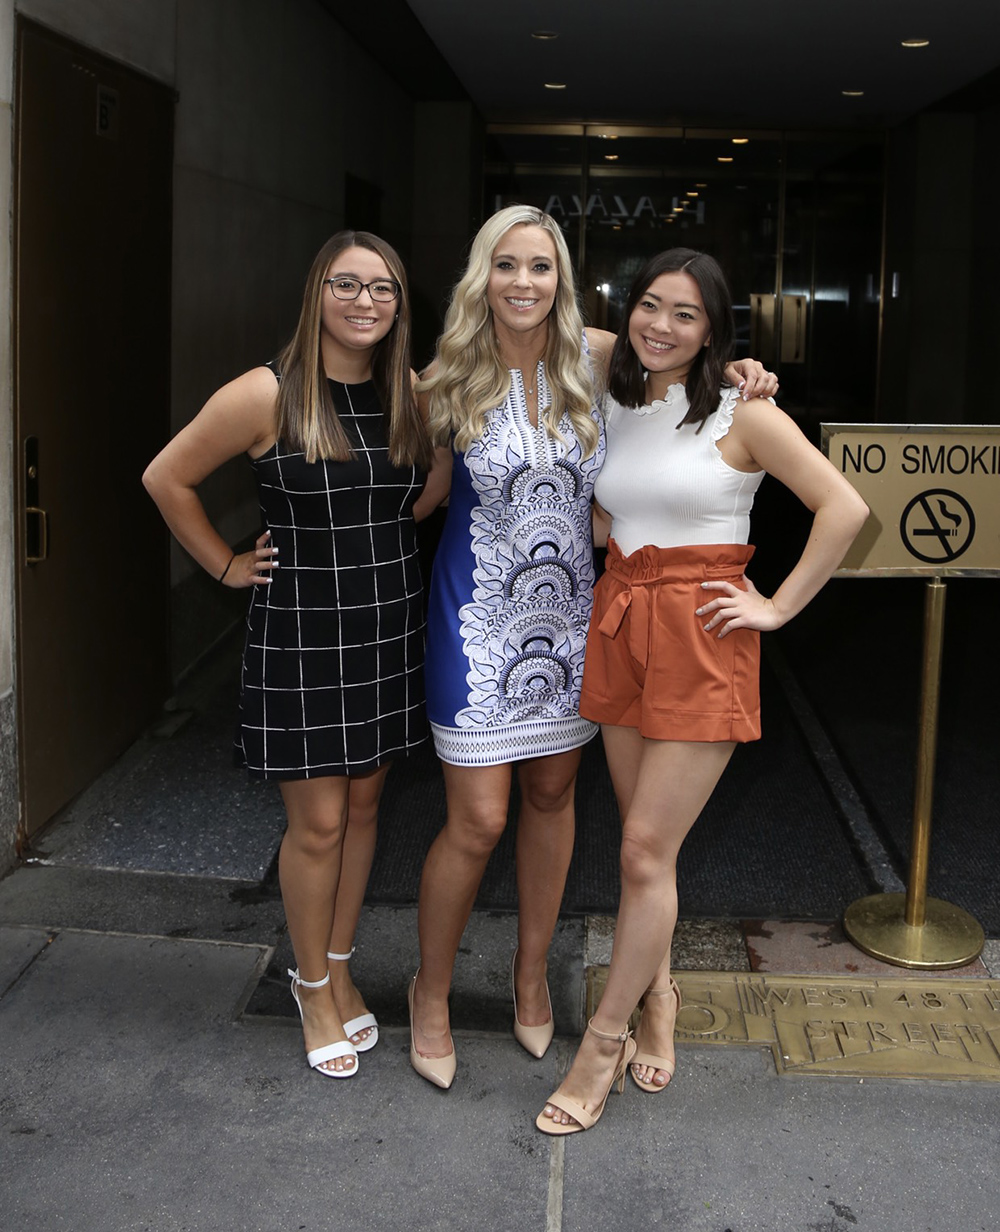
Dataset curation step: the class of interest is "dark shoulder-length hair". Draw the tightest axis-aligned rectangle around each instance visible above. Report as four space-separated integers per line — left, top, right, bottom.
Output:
607 247 735 430
275 230 431 468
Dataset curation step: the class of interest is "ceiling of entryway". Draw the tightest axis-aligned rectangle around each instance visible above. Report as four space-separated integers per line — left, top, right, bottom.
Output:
328 0 1000 128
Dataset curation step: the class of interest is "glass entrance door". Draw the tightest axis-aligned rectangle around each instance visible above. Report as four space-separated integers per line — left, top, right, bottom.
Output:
485 124 885 427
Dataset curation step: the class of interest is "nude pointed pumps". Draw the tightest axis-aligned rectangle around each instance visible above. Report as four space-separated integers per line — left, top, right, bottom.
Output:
511 950 555 1058
408 972 456 1089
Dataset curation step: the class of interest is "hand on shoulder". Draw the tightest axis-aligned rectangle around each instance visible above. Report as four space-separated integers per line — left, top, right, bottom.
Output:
726 358 778 401
584 327 617 377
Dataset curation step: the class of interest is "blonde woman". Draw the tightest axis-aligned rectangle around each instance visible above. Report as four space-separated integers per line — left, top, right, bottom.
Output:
407 207 775 1087
144 232 434 1078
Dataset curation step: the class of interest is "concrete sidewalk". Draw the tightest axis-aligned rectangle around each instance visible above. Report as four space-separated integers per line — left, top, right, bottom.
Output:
2 628 998 1231
2 898 998 1232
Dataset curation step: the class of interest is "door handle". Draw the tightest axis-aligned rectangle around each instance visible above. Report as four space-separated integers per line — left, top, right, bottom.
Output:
24 435 48 564
749 293 776 366
780 294 807 364
25 505 49 563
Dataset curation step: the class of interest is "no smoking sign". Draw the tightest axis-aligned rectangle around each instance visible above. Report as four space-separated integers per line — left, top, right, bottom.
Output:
821 424 1000 577
900 489 975 564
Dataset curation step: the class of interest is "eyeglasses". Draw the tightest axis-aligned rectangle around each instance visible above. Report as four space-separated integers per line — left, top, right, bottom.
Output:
324 277 400 302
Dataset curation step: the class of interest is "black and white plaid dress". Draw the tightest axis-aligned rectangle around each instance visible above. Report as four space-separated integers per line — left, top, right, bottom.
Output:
236 378 427 779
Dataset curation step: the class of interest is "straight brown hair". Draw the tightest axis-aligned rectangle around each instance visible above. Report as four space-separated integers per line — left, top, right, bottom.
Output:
275 231 431 468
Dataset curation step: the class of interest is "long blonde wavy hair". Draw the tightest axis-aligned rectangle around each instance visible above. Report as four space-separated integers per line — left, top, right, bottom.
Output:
420 205 599 457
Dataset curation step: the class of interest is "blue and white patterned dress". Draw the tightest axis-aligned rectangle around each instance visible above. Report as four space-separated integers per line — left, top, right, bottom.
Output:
425 356 605 766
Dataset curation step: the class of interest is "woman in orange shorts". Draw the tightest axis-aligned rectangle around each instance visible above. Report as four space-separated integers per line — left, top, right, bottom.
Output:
537 248 869 1134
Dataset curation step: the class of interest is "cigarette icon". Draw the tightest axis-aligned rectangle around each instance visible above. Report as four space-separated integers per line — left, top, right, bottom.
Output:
913 499 962 536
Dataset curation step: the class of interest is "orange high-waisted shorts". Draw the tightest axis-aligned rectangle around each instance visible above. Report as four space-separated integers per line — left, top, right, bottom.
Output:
579 539 761 742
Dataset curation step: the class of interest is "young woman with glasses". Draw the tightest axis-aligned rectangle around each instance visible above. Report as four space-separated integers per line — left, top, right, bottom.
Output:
143 231 440 1078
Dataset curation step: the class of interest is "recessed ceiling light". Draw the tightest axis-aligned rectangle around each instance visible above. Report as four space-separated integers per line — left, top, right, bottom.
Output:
673 205 684 211
901 38 930 48
695 182 707 188
842 90 865 97
732 137 749 145
532 30 558 40
686 191 699 197
604 154 619 161
544 82 567 90
717 156 733 163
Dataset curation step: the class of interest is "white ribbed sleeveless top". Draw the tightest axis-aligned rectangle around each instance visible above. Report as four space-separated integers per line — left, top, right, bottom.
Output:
595 384 765 555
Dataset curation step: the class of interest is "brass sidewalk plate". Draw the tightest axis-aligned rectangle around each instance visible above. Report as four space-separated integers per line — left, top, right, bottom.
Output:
586 968 1000 1081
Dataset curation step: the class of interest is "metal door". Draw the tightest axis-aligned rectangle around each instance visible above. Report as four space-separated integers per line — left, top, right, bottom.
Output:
14 21 174 839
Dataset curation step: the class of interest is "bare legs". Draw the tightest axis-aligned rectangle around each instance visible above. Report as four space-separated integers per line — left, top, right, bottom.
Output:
539 730 733 1127
326 768 389 1045
279 765 390 1071
411 747 582 1062
514 749 580 1024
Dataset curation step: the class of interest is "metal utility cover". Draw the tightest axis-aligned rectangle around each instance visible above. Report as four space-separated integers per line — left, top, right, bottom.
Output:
586 969 1000 1081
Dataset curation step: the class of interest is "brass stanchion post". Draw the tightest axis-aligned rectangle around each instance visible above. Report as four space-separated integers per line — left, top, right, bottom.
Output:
843 578 985 968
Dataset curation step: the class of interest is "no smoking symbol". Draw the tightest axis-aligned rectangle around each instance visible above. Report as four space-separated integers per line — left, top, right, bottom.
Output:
900 488 975 563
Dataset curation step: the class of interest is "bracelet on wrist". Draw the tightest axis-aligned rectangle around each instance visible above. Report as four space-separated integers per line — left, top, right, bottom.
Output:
218 552 236 584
